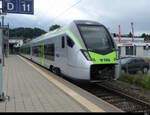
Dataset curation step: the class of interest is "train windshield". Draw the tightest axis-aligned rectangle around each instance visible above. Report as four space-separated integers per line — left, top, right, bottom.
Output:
78 25 113 51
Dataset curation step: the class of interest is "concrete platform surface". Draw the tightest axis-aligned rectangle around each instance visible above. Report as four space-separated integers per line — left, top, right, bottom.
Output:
0 55 122 112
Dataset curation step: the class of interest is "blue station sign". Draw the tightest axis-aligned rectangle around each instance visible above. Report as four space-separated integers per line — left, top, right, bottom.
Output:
2 0 34 14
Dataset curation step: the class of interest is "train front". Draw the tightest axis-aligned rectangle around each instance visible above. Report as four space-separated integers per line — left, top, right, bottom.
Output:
76 22 118 81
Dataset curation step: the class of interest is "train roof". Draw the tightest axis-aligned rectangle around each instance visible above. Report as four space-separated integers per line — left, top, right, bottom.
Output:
22 20 103 47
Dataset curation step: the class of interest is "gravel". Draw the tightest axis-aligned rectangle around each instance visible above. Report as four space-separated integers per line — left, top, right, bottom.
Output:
106 80 150 103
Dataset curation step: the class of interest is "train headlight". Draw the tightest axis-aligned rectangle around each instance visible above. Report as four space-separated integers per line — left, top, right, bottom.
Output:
81 49 92 61
116 49 121 60
114 48 120 60
116 51 119 60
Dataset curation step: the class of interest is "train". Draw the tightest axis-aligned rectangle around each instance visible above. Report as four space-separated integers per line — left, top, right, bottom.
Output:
20 20 119 82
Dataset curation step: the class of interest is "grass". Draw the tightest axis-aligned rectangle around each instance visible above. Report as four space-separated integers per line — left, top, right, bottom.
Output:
145 75 150 89
118 73 150 90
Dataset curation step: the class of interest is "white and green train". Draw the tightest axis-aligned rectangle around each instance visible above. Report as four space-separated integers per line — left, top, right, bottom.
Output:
20 20 119 82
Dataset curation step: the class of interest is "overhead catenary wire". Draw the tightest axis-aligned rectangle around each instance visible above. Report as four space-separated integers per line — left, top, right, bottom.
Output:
50 0 82 24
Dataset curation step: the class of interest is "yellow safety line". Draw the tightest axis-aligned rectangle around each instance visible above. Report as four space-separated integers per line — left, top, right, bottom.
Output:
18 56 105 112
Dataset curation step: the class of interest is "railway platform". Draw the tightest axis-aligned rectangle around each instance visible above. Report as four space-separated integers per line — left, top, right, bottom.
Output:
0 55 123 112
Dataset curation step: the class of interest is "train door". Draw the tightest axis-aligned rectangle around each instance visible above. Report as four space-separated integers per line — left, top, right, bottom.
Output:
59 36 68 73
30 46 32 59
66 35 75 66
41 43 45 67
30 46 32 60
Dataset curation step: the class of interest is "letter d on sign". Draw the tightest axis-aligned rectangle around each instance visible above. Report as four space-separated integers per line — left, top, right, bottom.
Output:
7 3 14 11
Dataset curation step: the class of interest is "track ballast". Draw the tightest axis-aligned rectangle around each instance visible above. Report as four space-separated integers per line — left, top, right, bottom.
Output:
76 81 150 112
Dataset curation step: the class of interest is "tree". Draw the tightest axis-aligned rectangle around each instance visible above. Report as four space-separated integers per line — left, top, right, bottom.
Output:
141 33 147 38
128 32 132 37
33 27 47 38
49 24 61 31
9 27 46 39
113 33 117 37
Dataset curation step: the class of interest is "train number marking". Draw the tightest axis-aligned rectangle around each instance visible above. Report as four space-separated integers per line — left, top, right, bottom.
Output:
100 58 110 62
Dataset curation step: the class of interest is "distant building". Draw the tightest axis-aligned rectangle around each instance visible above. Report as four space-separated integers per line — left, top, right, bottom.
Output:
8 37 24 54
114 37 150 58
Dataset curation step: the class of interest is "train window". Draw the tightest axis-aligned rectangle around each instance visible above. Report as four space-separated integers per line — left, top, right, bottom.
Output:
126 46 134 55
78 25 112 51
62 36 65 48
32 46 41 57
26 47 30 55
44 44 55 61
22 47 30 55
67 36 74 48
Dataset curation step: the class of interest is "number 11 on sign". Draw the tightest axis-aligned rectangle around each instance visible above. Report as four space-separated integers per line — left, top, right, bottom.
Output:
22 4 30 12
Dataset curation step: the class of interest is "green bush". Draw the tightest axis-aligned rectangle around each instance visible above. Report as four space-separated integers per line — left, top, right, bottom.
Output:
133 74 143 86
144 75 150 89
119 73 150 90
119 74 134 84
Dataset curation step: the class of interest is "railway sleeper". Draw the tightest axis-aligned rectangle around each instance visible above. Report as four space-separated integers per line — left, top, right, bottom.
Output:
100 95 120 100
124 105 147 112
114 102 145 112
106 99 127 104
96 93 113 97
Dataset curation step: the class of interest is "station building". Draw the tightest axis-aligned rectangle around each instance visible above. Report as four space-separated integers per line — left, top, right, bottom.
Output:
113 37 150 58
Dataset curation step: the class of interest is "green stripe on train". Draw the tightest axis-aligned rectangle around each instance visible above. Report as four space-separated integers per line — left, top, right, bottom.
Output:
41 43 45 66
89 51 117 64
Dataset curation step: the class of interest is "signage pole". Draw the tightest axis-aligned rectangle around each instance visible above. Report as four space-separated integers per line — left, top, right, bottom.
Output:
8 24 9 56
1 16 4 66
0 0 4 101
0 24 4 101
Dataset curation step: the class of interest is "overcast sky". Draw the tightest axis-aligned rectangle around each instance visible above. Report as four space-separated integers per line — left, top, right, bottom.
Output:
2 0 150 35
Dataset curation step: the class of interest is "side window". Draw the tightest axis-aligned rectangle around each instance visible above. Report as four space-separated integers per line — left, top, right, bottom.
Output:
27 47 30 55
139 59 145 63
126 46 134 55
32 46 41 57
62 36 65 48
133 59 137 64
67 36 75 48
129 59 135 64
44 44 55 61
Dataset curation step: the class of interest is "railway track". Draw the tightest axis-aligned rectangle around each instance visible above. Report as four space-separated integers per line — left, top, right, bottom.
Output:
75 81 150 112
